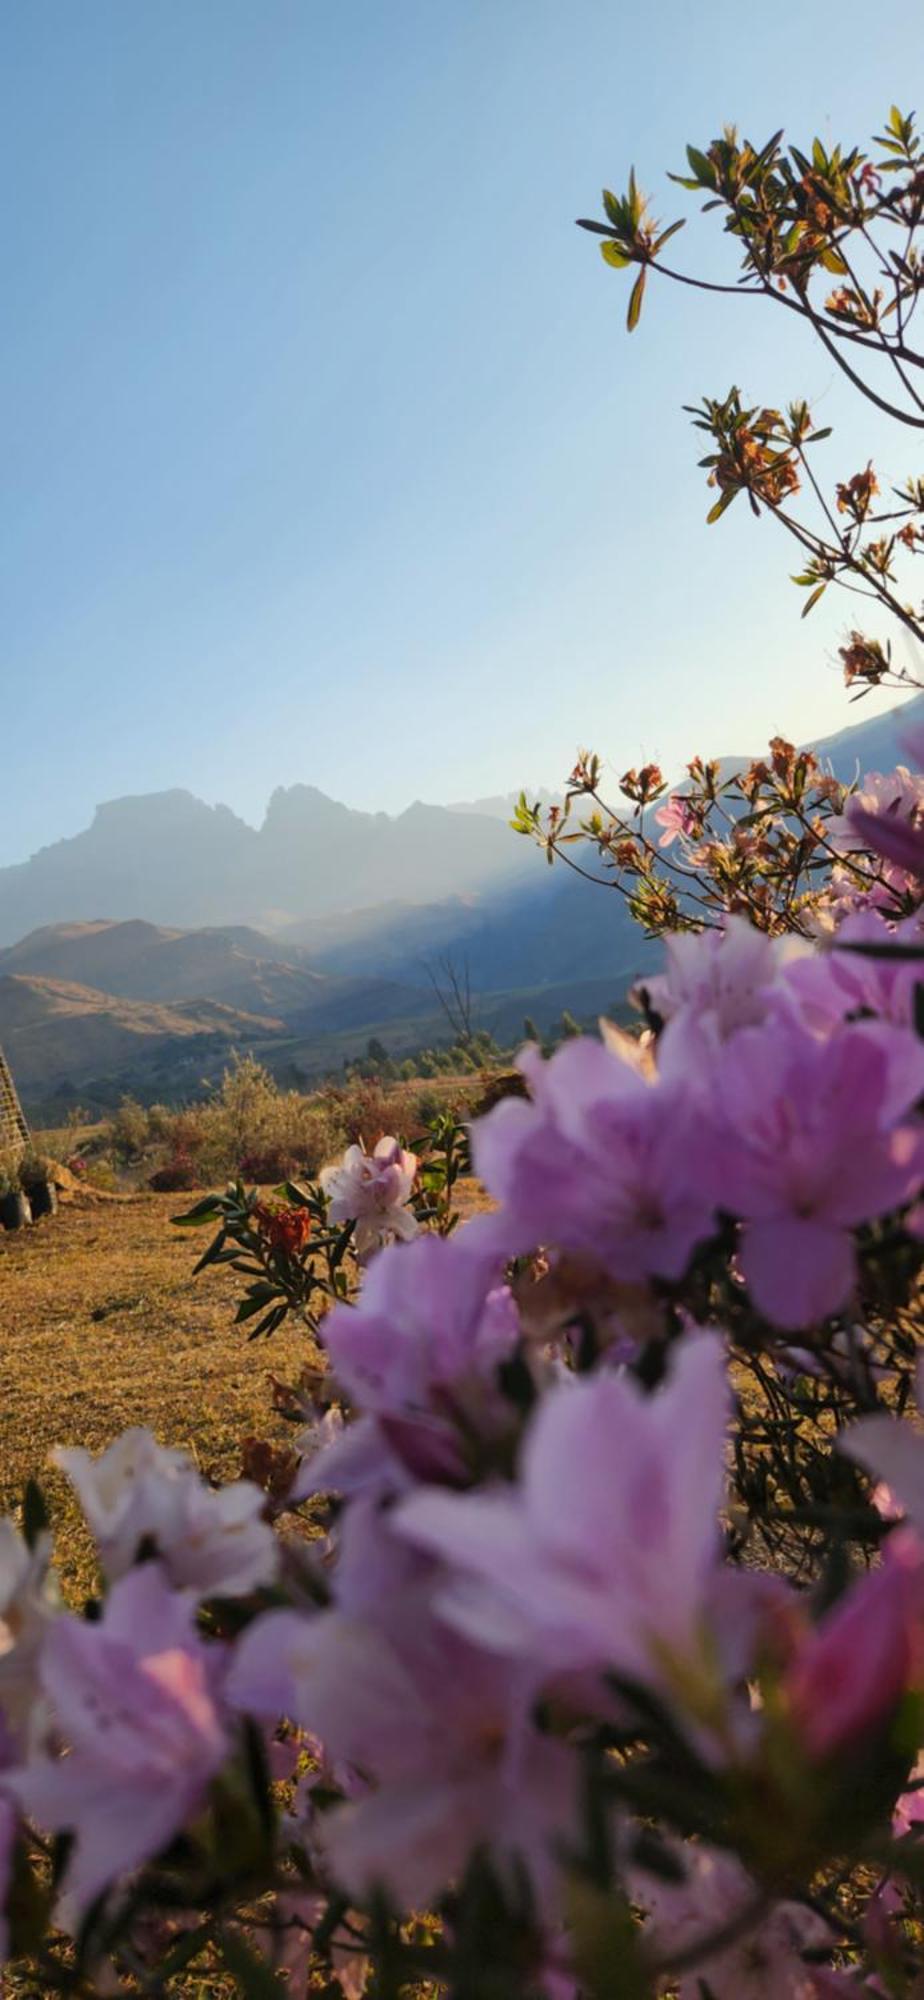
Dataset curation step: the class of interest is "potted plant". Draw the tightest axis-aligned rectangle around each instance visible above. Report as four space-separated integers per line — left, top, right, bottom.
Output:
0 1154 32 1231
19 1148 58 1221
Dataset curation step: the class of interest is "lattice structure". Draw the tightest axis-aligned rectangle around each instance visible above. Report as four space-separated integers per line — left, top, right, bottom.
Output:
0 1046 28 1160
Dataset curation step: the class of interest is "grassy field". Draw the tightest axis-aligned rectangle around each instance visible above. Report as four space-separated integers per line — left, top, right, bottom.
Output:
0 1190 315 1601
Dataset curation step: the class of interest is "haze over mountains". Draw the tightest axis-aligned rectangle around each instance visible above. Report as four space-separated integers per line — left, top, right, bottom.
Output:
2 692 920 1115
0 785 539 945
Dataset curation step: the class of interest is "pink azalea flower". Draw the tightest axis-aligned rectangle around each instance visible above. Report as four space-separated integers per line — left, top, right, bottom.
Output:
0 1519 56 1758
302 1229 519 1495
244 1893 368 1997
634 1843 831 1997
842 1363 924 1533
472 1037 718 1282
642 917 801 1052
848 803 924 882
228 1594 574 1910
785 910 924 1035
710 1015 924 1329
653 793 696 847
830 766 924 850
320 1137 419 1258
396 1334 729 1692
320 1228 517 1420
55 1427 278 1597
828 766 924 894
10 1565 229 1918
782 1536 924 1762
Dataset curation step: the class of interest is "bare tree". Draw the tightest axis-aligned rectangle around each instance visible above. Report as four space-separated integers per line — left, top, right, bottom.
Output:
421 950 478 1045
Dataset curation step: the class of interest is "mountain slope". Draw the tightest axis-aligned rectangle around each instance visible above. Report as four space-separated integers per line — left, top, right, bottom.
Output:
0 974 285 1100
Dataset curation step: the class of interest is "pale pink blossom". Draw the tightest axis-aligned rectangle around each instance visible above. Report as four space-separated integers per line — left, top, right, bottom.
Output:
829 766 924 895
10 1565 229 1917
782 1535 924 1761
0 1519 56 1758
472 1037 718 1282
228 1594 573 1909
710 1015 924 1329
55 1427 278 1597
244 1893 368 1997
301 1228 519 1497
635 1843 831 1997
784 910 924 1033
320 1137 419 1257
641 916 802 1051
397 1334 729 1693
829 766 924 855
841 1359 924 1532
653 793 696 847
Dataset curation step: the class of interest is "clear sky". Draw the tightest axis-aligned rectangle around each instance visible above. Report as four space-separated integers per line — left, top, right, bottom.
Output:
2 0 918 865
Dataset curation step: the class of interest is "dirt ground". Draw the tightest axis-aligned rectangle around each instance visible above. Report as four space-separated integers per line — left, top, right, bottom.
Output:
0 1191 315 1599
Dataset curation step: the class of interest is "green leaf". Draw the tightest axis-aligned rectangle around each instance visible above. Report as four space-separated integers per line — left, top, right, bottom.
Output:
566 1879 649 2000
800 583 827 617
685 145 716 187
840 940 924 962
626 268 646 331
602 187 621 225
171 1194 222 1226
219 1927 283 1997
22 1479 49 1550
914 982 924 1040
193 1227 228 1275
653 217 686 255
706 488 736 524
234 1284 280 1323
600 239 631 269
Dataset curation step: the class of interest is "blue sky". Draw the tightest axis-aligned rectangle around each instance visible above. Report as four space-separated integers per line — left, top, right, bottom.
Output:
2 0 917 864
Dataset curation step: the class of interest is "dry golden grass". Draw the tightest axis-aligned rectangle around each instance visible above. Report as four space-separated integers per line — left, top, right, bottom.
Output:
0 1176 495 1605
0 1192 314 1601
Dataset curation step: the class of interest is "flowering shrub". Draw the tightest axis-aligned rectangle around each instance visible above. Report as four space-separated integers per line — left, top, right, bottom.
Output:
11 96 924 1999
4 778 924 1995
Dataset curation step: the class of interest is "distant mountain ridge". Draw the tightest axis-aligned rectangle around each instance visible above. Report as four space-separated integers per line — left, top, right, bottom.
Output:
0 784 537 947
3 690 922 1117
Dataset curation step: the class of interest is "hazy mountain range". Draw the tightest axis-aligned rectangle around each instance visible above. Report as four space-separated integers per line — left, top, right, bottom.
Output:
3 692 920 1116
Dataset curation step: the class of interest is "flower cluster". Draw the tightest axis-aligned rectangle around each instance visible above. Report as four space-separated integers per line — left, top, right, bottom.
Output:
6 757 924 1995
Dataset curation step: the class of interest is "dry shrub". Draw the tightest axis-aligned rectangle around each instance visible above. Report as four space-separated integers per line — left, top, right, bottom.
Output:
95 1057 487 1191
148 1151 199 1193
140 1059 348 1186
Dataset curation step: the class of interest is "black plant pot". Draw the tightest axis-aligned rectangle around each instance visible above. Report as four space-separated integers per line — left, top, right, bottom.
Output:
24 1179 57 1220
0 1191 32 1230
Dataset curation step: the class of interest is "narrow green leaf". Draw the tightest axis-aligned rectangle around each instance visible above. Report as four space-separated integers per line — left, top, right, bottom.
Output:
22 1480 49 1550
706 488 736 524
653 217 685 255
685 145 716 186
800 583 827 617
626 267 646 331
171 1194 222 1227
219 1928 283 1997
